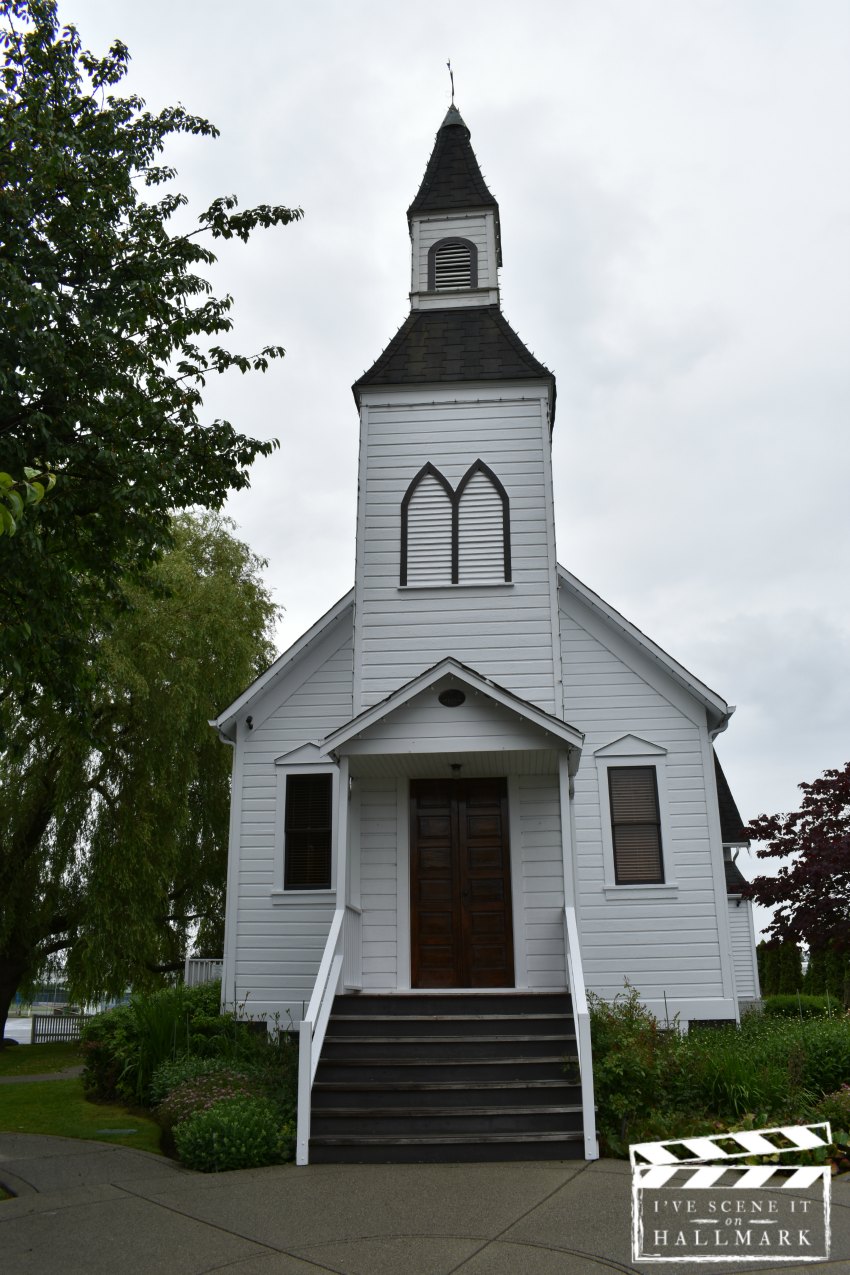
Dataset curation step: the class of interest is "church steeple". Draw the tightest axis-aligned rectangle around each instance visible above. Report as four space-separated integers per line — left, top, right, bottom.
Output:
406 106 502 311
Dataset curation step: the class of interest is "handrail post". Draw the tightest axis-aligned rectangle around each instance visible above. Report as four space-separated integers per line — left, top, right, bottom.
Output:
296 1017 313 1165
564 904 598 1160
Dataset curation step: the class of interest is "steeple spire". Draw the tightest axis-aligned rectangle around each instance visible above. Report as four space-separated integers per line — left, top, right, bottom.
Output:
407 106 500 258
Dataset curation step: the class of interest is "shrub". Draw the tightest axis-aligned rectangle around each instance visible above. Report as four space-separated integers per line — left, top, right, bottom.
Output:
588 985 680 1150
155 1066 262 1132
763 995 833 1019
81 980 258 1105
173 1096 293 1172
150 1054 251 1107
812 1084 850 1136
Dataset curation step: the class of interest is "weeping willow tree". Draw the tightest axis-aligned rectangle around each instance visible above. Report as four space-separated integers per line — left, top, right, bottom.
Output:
0 514 276 1039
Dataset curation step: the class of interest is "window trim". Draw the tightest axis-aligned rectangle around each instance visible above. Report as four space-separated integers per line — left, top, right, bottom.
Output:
272 763 339 897
593 741 677 896
427 236 478 291
400 459 511 586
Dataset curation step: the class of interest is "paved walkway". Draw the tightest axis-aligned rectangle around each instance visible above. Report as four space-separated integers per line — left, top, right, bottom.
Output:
0 1135 847 1275
0 1066 84 1086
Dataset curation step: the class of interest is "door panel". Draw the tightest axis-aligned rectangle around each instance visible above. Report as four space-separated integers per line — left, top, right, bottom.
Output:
410 778 514 988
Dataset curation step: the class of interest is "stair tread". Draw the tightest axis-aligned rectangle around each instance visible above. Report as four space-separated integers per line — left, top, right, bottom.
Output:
314 1105 583 1118
325 1034 573 1044
330 1013 568 1022
318 1055 574 1066
314 1079 577 1091
311 1131 584 1146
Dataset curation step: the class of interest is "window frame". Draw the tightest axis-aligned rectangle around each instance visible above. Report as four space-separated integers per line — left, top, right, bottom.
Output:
272 763 339 898
593 740 677 897
427 236 479 291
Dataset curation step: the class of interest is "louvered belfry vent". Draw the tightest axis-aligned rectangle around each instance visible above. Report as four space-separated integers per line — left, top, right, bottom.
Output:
428 237 478 292
608 767 664 884
458 468 507 584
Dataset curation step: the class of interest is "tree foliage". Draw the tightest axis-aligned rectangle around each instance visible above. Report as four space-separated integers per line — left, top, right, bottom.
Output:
745 762 850 953
0 0 300 701
0 514 277 1038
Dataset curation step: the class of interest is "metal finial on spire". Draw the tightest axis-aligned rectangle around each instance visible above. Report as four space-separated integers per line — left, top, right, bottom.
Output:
447 59 455 105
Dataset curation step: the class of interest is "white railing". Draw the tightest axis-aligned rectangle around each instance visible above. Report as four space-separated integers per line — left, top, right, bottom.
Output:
296 904 362 1165
184 957 224 987
564 905 598 1160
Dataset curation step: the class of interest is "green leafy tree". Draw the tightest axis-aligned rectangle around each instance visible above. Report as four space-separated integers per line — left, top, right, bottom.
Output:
0 514 277 1040
0 0 300 703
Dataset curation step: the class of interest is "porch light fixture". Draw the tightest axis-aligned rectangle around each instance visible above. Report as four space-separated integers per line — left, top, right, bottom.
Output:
438 688 466 708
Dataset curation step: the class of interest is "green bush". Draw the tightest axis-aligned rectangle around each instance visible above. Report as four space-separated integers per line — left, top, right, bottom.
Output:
763 994 834 1019
173 1096 294 1172
150 1054 251 1107
81 981 256 1105
588 985 680 1150
155 1066 262 1132
812 1084 850 1137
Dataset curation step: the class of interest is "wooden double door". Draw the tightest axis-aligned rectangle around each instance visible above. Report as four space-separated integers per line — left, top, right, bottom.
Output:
410 778 515 988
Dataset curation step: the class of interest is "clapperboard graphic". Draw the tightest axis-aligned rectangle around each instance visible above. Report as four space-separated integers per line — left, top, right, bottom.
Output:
630 1122 832 1263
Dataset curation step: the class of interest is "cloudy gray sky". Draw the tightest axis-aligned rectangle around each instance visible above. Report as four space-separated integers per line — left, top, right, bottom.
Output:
62 1 849 936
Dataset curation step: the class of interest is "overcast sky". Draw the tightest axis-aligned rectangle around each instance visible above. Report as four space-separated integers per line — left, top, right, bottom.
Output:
60 1 850 937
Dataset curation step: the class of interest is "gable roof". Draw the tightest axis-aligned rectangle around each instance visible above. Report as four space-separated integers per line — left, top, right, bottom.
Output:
407 106 501 263
352 306 556 422
322 657 584 767
714 751 749 844
557 565 733 732
210 589 354 741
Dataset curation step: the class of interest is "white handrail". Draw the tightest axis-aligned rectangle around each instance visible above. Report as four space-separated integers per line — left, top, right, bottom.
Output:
296 904 362 1165
564 904 598 1160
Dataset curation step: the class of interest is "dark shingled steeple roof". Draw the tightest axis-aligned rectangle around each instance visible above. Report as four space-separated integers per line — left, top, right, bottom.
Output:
408 106 502 264
352 306 556 423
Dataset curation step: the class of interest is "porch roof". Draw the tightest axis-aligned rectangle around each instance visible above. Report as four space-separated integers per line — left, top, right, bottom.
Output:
321 658 584 775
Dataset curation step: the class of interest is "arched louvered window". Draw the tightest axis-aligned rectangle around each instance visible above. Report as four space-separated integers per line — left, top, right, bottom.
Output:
427 237 478 292
400 460 511 586
400 464 453 586
457 463 511 584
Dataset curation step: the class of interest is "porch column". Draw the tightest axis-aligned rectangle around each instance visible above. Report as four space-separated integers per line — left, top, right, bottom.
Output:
335 755 350 908
558 752 577 910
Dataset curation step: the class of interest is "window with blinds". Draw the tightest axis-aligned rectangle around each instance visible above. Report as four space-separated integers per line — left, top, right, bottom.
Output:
284 774 332 890
607 766 664 884
428 237 478 291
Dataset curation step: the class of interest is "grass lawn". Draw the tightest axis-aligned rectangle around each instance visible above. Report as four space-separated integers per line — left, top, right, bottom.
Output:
0 1078 163 1156
0 1043 81 1077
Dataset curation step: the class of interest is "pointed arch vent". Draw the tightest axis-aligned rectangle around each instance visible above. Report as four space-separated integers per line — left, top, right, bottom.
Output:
428 238 478 291
400 461 510 586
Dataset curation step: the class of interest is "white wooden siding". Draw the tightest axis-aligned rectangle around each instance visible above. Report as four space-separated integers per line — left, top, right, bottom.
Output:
560 584 734 1018
359 780 399 988
728 899 760 1000
517 775 568 988
414 213 493 292
458 469 505 583
406 474 452 585
226 625 355 1023
355 390 559 714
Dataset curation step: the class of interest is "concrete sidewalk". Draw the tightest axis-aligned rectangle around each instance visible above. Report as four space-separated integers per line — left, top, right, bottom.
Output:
0 1135 847 1275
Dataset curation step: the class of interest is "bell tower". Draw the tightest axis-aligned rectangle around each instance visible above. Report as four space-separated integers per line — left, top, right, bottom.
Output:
351 108 563 717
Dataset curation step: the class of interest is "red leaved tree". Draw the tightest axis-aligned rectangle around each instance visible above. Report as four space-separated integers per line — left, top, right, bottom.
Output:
744 762 850 952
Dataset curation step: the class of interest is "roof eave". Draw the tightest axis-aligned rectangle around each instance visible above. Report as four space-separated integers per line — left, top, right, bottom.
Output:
210 588 355 740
